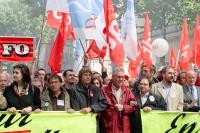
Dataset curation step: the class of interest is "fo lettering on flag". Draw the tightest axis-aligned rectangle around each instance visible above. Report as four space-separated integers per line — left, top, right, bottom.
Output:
0 37 33 62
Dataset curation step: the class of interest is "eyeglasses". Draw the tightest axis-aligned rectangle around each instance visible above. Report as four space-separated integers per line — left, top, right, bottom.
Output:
50 81 60 84
94 82 100 85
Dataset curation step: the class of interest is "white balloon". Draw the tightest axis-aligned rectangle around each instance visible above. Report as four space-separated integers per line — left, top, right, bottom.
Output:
152 38 169 57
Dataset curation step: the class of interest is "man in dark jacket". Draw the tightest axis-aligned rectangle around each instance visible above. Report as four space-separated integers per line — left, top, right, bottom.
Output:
70 66 107 133
130 77 167 133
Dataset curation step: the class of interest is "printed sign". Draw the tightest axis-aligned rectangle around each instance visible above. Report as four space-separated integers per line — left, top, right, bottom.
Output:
141 110 200 133
0 112 96 133
0 37 34 62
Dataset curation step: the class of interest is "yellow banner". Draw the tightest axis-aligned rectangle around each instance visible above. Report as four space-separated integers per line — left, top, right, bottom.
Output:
0 112 96 133
141 110 200 133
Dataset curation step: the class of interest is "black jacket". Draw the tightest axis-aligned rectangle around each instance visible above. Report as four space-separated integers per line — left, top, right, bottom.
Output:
135 92 167 110
130 92 167 133
70 83 107 112
4 83 41 110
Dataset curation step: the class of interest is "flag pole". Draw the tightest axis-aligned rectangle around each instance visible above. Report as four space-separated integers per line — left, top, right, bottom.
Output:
175 50 180 69
35 0 48 71
79 39 86 53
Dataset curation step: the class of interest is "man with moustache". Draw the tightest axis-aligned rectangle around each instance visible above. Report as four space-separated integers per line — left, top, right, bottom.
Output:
151 66 184 111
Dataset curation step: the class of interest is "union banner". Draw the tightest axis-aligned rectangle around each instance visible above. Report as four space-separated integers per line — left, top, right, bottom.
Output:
0 112 96 133
141 110 200 133
0 37 34 62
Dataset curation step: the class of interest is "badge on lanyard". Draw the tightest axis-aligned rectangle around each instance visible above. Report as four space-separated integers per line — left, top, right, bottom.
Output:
57 100 64 106
149 95 155 102
45 102 49 107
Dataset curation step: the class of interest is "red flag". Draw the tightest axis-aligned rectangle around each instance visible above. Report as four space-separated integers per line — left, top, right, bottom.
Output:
191 15 200 66
104 0 125 66
128 40 142 78
128 60 138 78
86 40 107 59
142 13 152 68
179 18 190 71
47 10 75 40
48 13 67 73
47 10 62 29
169 48 179 69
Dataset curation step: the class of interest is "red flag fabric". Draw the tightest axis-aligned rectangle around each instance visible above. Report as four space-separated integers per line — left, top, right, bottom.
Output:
179 18 190 71
86 40 107 59
169 48 179 69
136 40 143 64
47 10 75 40
104 0 125 66
191 15 200 66
47 10 63 29
128 60 138 78
128 40 142 78
48 13 67 73
141 13 152 68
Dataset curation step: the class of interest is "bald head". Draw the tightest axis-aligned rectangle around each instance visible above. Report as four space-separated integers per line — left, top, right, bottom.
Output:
0 73 10 89
186 70 197 86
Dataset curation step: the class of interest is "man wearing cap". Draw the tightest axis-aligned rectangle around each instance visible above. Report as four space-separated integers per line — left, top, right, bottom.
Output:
154 66 165 82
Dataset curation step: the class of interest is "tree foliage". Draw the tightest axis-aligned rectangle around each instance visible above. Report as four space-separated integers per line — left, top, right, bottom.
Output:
136 0 200 32
0 0 53 43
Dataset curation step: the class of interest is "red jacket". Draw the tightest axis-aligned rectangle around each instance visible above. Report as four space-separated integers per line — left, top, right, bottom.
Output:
195 76 200 87
101 80 136 133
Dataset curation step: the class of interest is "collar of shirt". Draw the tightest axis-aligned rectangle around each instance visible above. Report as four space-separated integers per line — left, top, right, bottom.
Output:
112 84 122 103
140 92 149 97
161 81 172 89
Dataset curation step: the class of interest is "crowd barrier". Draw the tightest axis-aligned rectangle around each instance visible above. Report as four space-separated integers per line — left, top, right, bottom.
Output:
0 111 199 133
0 112 96 133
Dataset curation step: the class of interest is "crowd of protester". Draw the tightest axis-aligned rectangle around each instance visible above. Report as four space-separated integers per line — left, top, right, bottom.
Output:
0 59 200 133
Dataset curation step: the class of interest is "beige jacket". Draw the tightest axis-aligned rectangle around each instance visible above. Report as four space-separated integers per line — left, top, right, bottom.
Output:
0 94 7 110
151 82 183 111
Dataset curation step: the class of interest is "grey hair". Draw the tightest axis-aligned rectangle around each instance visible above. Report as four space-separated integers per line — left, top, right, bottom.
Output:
112 67 125 76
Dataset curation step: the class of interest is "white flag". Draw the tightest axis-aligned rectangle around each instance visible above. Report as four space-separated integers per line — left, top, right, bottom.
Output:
121 0 137 60
46 0 69 12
